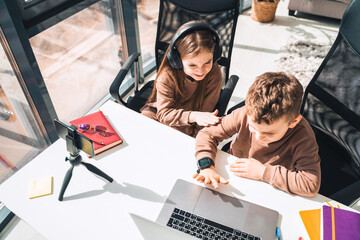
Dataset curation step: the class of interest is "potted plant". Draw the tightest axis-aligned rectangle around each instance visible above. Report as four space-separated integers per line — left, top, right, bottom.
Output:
251 0 280 23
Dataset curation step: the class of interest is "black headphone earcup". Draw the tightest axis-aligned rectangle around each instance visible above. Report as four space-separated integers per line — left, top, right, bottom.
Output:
167 48 183 70
168 44 221 69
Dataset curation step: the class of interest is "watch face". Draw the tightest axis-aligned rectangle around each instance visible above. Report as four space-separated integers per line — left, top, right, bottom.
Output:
198 158 211 168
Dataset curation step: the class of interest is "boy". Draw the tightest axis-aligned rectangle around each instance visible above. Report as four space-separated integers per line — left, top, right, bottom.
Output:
193 72 321 197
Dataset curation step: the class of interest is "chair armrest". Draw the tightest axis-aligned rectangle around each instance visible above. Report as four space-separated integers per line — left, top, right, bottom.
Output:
215 75 239 117
330 180 360 208
226 100 245 115
109 52 141 106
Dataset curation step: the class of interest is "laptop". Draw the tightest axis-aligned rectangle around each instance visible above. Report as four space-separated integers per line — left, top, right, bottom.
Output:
141 179 279 240
130 212 197 240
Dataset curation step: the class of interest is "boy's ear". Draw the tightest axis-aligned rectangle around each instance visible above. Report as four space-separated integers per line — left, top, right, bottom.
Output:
289 115 302 128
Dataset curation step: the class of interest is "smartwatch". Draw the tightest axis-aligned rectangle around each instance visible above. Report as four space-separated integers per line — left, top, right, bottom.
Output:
196 157 215 174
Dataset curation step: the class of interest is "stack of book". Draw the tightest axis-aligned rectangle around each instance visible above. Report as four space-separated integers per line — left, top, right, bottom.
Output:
299 203 360 240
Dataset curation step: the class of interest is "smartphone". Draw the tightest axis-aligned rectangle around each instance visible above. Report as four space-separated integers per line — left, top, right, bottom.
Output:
54 119 95 157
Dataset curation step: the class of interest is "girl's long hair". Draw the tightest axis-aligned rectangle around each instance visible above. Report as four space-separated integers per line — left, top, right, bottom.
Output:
147 21 217 111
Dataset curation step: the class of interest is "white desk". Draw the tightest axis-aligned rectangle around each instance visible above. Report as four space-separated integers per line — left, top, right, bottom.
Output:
0 101 342 239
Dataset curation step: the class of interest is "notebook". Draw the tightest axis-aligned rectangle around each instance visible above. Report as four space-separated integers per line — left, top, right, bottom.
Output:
137 179 279 240
322 205 360 240
299 204 360 240
299 208 321 240
70 110 123 156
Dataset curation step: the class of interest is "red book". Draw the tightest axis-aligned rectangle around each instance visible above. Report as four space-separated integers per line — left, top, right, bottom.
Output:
70 110 123 155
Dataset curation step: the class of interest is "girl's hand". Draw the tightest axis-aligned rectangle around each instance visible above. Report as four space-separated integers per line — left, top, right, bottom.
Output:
193 166 229 189
189 110 220 126
229 158 266 180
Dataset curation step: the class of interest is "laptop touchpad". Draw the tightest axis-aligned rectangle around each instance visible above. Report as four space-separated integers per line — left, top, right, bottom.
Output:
193 188 249 230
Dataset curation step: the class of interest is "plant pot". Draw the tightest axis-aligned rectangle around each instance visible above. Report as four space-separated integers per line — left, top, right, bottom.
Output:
251 0 280 23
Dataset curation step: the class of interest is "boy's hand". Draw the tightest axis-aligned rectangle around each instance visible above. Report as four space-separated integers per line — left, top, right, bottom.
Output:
189 110 220 126
229 158 266 180
193 166 229 189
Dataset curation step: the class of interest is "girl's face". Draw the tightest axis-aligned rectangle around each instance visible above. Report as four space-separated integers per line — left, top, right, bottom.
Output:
181 49 213 81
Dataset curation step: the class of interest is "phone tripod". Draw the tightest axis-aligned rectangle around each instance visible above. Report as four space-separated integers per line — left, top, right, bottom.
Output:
58 149 113 201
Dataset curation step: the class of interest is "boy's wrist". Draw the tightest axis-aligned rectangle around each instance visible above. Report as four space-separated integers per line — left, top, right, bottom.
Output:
196 157 215 173
259 164 266 180
260 164 274 183
197 165 215 174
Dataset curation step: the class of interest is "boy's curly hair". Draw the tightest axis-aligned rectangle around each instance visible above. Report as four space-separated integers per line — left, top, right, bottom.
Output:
245 72 303 124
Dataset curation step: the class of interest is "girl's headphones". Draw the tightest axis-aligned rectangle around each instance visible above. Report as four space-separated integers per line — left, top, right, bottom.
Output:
167 22 222 70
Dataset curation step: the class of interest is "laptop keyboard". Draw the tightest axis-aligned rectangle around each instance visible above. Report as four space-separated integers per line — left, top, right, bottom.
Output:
167 207 261 240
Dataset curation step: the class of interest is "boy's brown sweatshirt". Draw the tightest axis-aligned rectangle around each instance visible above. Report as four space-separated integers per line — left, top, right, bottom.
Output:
141 63 222 137
195 106 321 197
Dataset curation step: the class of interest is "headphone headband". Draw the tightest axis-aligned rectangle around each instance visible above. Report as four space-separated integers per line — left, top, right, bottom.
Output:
167 22 222 70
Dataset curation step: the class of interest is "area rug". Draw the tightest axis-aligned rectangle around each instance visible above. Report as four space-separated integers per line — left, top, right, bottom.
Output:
276 38 333 88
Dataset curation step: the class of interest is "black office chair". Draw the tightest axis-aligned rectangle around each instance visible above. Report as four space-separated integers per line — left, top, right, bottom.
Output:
300 0 360 205
110 0 240 117
222 0 360 207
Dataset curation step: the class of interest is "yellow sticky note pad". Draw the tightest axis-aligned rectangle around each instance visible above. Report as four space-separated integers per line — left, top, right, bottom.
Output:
28 176 53 199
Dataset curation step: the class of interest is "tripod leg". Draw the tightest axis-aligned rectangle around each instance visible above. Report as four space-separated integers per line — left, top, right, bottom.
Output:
58 166 74 201
81 162 113 183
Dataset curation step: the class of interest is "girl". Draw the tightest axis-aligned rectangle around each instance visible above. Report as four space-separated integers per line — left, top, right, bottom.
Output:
141 21 223 137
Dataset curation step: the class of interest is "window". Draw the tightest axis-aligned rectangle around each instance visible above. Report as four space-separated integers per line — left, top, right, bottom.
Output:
29 0 124 122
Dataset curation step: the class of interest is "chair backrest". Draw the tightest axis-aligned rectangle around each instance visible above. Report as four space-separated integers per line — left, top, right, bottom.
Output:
300 0 360 196
155 0 240 82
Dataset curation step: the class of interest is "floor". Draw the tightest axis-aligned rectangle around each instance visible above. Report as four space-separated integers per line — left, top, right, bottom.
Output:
0 1 341 239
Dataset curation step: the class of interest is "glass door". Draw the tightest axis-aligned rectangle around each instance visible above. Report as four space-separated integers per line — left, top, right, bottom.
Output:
0 0 144 229
29 0 124 122
0 0 144 181
0 43 47 184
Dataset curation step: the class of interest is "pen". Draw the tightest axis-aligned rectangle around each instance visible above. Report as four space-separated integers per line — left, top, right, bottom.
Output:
276 226 281 240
